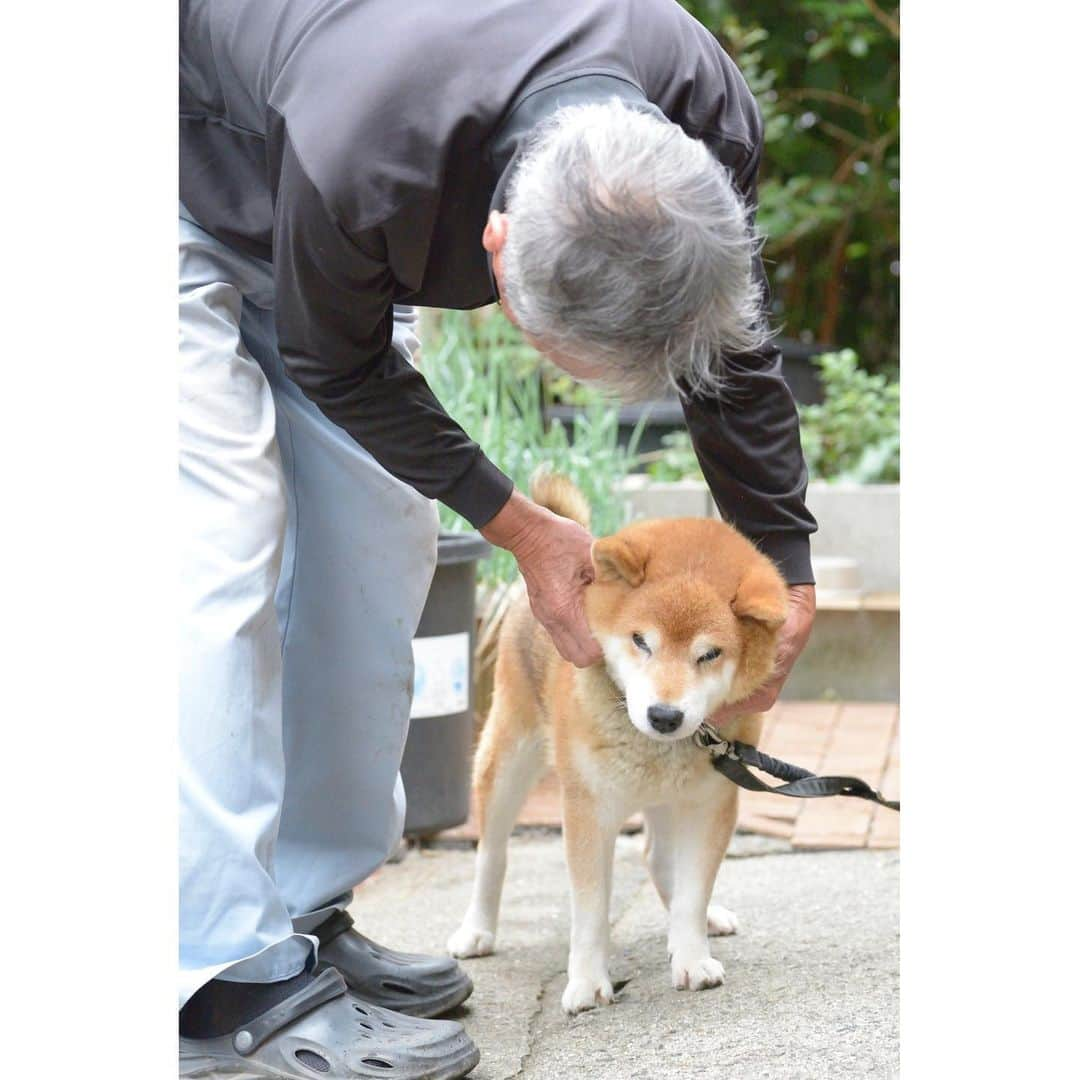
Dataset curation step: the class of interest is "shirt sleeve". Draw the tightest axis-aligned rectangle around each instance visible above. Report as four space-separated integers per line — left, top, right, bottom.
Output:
679 147 817 585
270 130 514 528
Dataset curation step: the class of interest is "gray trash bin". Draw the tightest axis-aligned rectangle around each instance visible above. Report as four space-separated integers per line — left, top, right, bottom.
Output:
400 531 491 837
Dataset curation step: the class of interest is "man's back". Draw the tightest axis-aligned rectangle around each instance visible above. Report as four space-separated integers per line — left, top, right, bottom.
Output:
180 0 761 307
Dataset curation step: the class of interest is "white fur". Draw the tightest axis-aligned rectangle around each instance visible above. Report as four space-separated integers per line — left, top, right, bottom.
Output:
599 632 659 739
561 809 622 1015
663 798 736 993
707 904 740 936
674 657 737 733
599 634 737 741
447 732 547 959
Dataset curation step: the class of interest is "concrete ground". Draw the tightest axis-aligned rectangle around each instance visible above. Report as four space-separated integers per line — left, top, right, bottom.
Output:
348 831 899 1079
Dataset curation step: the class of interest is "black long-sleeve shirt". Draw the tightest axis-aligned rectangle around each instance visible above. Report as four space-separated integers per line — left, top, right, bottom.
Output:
180 0 817 582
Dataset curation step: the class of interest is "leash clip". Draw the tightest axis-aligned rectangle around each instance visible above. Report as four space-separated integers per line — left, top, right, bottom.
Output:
693 722 735 760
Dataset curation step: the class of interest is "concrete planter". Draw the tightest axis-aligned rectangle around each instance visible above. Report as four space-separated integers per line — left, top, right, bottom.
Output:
617 474 716 522
618 478 901 594
806 482 899 594
780 600 898 702
799 482 899 701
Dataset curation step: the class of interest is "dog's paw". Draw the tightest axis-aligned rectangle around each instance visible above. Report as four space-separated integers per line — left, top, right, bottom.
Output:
446 925 495 958
561 974 615 1015
670 952 726 991
707 904 739 936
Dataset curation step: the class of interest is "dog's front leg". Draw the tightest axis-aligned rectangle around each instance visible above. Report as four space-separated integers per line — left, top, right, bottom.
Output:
560 778 620 1014
448 728 546 959
666 786 739 991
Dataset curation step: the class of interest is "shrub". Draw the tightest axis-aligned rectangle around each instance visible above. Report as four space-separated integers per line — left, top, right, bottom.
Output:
798 349 899 482
679 1 900 374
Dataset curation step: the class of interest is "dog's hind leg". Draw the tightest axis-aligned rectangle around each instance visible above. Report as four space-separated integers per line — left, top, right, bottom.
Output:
643 804 738 937
642 804 676 908
447 710 546 959
666 783 740 991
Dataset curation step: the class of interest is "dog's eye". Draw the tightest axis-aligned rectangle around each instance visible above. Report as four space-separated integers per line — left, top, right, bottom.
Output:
631 632 651 655
697 647 723 664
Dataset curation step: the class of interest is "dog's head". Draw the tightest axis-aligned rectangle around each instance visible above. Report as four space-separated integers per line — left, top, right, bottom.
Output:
585 518 788 742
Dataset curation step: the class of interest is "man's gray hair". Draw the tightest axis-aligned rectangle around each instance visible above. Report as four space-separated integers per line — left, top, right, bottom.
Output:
501 99 770 400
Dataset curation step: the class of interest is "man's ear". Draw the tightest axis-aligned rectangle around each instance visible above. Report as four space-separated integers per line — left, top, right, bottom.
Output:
733 563 788 629
482 210 508 255
591 536 646 587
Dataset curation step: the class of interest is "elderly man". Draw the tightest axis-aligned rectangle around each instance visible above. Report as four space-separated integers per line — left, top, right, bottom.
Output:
179 0 817 1075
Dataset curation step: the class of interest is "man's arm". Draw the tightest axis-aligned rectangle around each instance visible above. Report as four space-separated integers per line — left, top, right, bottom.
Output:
271 130 514 528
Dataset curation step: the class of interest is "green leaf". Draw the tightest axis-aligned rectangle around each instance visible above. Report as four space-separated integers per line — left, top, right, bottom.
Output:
798 350 899 482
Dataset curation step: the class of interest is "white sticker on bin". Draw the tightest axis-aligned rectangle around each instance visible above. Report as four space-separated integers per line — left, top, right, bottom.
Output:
410 632 470 719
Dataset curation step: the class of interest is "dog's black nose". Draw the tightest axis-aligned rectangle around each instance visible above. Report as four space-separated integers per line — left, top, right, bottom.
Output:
647 704 684 734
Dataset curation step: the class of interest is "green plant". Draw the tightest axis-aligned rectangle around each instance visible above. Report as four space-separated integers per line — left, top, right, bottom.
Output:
542 370 602 407
637 431 705 482
798 348 899 482
679 1 899 374
421 308 645 587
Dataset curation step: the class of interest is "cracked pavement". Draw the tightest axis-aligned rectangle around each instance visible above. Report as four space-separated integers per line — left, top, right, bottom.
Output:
347 831 899 1079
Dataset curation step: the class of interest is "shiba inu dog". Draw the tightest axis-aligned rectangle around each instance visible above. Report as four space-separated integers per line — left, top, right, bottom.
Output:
447 472 788 1014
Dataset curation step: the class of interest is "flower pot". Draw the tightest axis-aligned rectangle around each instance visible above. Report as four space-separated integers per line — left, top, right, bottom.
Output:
399 532 490 837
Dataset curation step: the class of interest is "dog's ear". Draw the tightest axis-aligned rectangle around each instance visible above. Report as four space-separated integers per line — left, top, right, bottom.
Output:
732 562 788 629
591 536 646 587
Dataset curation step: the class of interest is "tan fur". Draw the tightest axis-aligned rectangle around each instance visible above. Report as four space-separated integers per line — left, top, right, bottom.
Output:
530 467 592 531
448 477 787 1014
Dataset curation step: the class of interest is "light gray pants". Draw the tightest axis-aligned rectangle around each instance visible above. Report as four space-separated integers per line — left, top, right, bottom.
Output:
179 207 440 1007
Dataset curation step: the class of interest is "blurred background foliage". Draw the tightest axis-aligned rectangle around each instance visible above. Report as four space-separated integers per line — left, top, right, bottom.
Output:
680 0 899 375
799 349 899 482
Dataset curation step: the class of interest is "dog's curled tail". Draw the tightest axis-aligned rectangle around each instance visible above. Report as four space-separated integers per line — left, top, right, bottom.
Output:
529 467 591 530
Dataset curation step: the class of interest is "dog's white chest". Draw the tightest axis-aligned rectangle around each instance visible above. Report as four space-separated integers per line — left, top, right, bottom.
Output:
571 709 720 807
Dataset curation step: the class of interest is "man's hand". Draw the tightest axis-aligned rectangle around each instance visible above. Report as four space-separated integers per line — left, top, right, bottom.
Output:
708 583 817 723
481 490 603 668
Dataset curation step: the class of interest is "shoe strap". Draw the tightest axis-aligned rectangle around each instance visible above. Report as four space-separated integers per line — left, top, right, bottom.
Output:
311 908 355 947
232 968 346 1056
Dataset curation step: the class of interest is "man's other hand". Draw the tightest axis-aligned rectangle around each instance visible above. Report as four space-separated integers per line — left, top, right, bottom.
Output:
708 583 817 723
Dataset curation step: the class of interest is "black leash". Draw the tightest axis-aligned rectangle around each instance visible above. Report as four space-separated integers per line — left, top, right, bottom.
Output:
694 722 899 812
